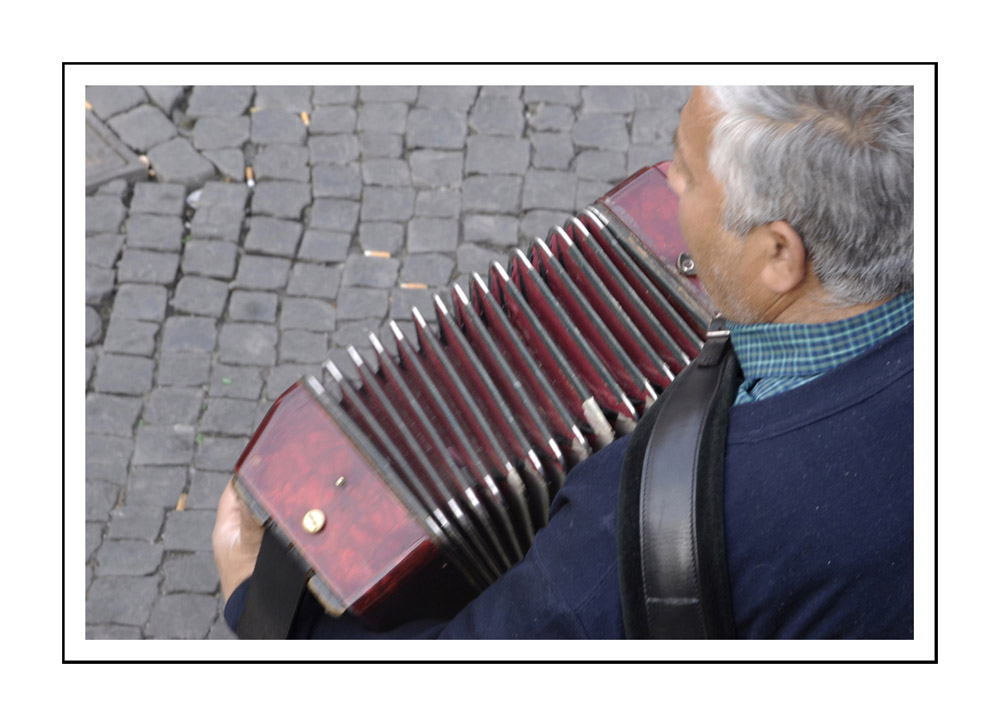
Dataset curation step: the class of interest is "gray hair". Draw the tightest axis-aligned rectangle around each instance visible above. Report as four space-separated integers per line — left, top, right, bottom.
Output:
704 86 913 304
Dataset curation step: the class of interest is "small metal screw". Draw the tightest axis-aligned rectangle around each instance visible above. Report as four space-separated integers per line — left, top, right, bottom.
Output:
302 509 326 534
335 476 345 487
677 252 696 277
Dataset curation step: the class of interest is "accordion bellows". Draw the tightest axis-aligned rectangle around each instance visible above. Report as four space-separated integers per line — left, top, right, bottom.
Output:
233 161 716 627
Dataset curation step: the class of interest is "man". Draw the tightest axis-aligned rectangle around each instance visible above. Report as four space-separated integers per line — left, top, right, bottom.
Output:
214 85 914 639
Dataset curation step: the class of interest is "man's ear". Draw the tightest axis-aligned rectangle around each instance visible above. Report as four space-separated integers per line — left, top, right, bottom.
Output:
757 220 807 295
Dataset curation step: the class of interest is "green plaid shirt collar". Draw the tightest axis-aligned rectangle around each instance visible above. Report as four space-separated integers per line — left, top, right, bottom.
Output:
728 292 914 405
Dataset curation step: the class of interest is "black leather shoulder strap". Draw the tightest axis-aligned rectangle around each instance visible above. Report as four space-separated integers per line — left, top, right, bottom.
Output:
237 525 311 639
617 321 741 639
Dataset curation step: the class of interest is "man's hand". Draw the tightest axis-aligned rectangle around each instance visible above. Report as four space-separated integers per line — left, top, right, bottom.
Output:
212 478 265 603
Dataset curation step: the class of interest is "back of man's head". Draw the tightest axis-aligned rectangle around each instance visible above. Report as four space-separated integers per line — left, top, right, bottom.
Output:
704 86 913 305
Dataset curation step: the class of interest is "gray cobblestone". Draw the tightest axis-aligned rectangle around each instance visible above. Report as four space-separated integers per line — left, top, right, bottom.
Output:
87 624 143 640
627 146 670 176
163 509 217 550
251 109 307 145
93 332 150 377
97 179 129 198
407 217 459 253
574 149 627 182
133 423 196 465
86 575 159 627
200 398 258 436
93 353 155 395
131 182 186 216
313 86 358 105
125 214 183 252
187 470 232 510
83 279 114 325
463 214 519 245
457 243 508 274
87 434 134 484
359 132 403 158
332 319 383 348
359 222 403 255
312 164 361 199
87 195 127 235
251 180 311 219
358 102 408 133
266 364 319 400
96 539 164 576
576 180 610 211
190 204 244 242
162 316 218 352
244 216 302 256
581 86 636 114
389 289 437 321
310 198 360 231
87 393 143 437
108 505 166 541
194 436 249 471
310 106 356 134
146 593 219 639
530 132 575 170
361 187 414 222
228 290 278 323
200 181 249 207
86 306 103 345
172 276 229 317
523 86 581 105
336 288 388 320
187 85 254 117
280 329 329 363
520 209 576 242
87 480 121 521
362 158 411 186
415 189 461 218
466 136 530 175
143 387 205 425
218 323 278 365
209 364 264 400
417 86 478 110
470 96 525 136
309 134 360 165
117 249 179 285
527 103 576 132
280 297 337 331
257 86 313 111
193 116 251 150
234 255 291 290
126 466 187 507
461 175 522 214
204 150 246 181
411 150 463 188
156 350 212 386
406 108 466 150
87 233 125 268
108 104 177 152
181 240 238 279
288 262 342 299
163 553 220 593
522 169 578 210
400 253 454 287
572 114 630 150
87 523 104 560
360 86 417 103
298 229 350 262
342 255 400 288
87 86 147 119
254 144 310 182
147 137 216 189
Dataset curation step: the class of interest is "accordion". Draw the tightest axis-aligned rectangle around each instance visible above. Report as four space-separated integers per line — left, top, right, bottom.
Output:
233 161 716 628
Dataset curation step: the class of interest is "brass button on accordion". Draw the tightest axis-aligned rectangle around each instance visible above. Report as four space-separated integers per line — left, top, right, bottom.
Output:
232 161 716 629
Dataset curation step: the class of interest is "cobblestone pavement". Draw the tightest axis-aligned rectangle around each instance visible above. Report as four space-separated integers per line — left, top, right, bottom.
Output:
84 84 690 639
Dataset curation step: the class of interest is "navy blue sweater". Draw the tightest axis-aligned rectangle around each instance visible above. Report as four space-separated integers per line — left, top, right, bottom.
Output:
226 325 914 639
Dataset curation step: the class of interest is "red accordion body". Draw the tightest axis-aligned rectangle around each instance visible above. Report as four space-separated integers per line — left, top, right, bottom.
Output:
233 161 715 627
